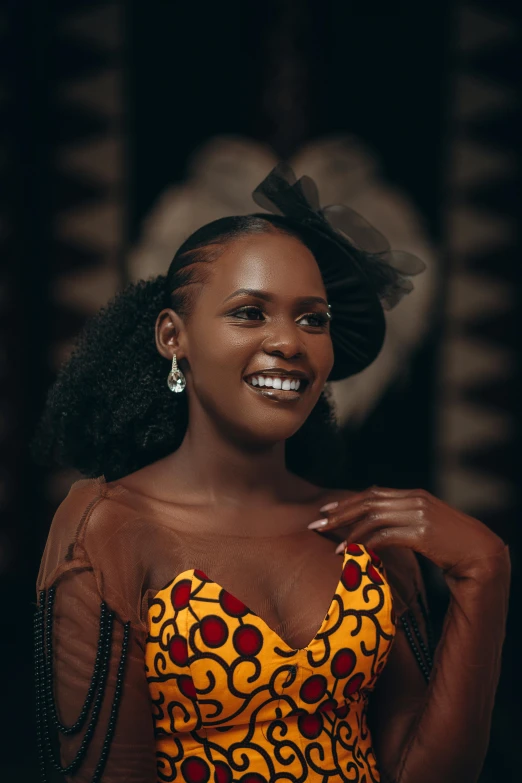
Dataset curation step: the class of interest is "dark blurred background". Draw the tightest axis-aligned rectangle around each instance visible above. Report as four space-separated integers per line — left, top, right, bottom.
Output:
1 0 520 779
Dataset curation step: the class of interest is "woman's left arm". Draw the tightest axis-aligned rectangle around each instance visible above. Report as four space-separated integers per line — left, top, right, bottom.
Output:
310 487 511 783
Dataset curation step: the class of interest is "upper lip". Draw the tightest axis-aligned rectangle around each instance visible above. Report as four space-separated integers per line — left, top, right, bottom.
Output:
244 368 310 382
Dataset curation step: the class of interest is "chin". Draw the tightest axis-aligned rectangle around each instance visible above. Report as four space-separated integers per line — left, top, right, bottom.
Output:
238 411 312 447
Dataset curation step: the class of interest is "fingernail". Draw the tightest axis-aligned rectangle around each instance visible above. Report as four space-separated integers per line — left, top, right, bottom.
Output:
335 541 347 555
308 518 328 529
319 501 338 512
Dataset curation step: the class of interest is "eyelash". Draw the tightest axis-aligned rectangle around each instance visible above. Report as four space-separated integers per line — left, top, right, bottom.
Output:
230 305 330 328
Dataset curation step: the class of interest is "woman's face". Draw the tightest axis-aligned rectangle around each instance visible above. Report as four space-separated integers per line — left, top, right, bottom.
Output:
159 231 335 447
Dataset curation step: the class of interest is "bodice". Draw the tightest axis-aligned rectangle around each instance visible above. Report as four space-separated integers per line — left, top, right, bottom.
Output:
145 542 396 782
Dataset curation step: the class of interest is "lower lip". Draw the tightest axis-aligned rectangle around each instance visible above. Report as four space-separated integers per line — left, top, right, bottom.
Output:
243 379 304 402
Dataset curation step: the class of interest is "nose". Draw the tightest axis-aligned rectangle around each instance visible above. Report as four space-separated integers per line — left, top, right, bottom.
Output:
262 320 304 361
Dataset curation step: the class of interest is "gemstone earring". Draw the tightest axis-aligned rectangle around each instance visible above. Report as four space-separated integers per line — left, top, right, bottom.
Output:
167 353 186 393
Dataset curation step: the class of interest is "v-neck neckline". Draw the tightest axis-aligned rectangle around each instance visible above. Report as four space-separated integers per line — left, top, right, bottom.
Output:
187 546 352 654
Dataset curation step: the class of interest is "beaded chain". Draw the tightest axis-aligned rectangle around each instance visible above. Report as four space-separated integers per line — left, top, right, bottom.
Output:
34 585 130 781
400 608 433 684
408 606 434 670
44 587 109 736
416 589 436 658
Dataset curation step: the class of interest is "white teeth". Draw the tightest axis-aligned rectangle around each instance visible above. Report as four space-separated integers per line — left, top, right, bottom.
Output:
246 375 305 390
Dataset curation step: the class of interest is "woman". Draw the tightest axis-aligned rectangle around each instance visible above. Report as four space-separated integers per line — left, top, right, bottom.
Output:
33 164 510 783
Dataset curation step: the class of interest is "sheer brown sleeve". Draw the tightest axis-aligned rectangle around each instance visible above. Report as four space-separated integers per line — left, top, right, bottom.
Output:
368 545 511 783
35 479 157 782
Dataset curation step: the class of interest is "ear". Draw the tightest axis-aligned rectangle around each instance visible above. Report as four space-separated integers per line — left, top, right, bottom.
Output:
155 308 187 362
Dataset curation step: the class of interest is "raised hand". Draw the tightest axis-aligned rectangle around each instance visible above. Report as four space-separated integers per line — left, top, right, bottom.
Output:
309 486 506 577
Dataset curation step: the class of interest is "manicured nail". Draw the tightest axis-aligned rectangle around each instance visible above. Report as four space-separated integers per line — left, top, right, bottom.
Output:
308 518 328 529
335 541 347 555
319 501 338 512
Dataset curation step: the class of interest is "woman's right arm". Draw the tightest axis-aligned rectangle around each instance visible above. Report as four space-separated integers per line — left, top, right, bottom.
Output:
367 546 510 783
36 566 157 782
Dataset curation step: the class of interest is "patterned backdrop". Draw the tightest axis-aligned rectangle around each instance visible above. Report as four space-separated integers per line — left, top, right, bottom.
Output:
45 0 127 504
440 0 519 554
0 0 126 777
438 2 520 775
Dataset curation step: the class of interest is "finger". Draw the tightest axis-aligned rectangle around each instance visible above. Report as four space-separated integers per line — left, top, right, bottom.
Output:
368 486 429 499
356 526 411 552
309 497 419 531
319 486 383 513
309 499 370 530
318 486 427 515
345 517 420 551
334 522 411 555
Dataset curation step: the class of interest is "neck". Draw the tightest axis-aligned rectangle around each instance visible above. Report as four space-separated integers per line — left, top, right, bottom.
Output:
163 415 299 507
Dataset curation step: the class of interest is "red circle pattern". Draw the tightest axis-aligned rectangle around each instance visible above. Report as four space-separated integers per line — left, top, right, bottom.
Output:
300 674 327 704
318 698 338 713
214 761 233 783
334 702 349 719
331 648 356 679
341 559 362 591
200 615 229 648
178 674 197 700
220 589 249 617
298 712 324 739
367 563 384 584
168 634 188 666
180 757 210 783
233 624 264 657
367 547 382 567
171 579 191 610
343 672 366 698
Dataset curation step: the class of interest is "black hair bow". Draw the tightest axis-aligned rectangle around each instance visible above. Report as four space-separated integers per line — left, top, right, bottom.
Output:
252 163 427 381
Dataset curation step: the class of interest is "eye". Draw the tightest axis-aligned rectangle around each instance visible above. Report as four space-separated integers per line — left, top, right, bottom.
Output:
228 306 330 327
230 305 265 321
298 312 330 327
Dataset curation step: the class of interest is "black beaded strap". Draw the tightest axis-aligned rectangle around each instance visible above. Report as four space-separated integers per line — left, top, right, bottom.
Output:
416 589 435 658
92 621 130 782
400 612 431 684
34 586 131 781
407 606 433 670
43 586 110 736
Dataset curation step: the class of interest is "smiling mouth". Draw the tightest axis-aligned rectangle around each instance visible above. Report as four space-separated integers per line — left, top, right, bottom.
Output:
243 375 309 402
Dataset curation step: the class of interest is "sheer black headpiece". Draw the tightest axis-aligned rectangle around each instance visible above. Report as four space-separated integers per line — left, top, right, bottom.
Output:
252 163 427 381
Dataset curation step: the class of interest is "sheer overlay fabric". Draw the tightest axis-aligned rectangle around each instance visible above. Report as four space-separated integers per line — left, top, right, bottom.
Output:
35 476 510 782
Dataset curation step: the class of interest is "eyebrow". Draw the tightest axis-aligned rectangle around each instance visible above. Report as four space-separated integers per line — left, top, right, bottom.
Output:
223 288 328 307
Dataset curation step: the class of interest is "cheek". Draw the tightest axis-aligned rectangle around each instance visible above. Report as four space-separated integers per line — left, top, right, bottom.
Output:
311 335 335 378
189 324 256 381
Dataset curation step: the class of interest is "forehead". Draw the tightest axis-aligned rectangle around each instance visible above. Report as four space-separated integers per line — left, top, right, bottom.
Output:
203 232 327 302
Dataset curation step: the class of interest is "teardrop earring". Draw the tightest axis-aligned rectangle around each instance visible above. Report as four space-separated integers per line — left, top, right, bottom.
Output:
167 353 186 393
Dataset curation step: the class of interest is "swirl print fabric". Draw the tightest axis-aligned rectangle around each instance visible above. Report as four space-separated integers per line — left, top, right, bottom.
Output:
145 543 396 782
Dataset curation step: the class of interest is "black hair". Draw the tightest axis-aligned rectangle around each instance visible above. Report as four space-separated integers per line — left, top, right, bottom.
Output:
30 215 347 486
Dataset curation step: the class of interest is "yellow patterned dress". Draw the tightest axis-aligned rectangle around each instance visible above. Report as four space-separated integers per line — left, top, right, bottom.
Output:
145 543 396 783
